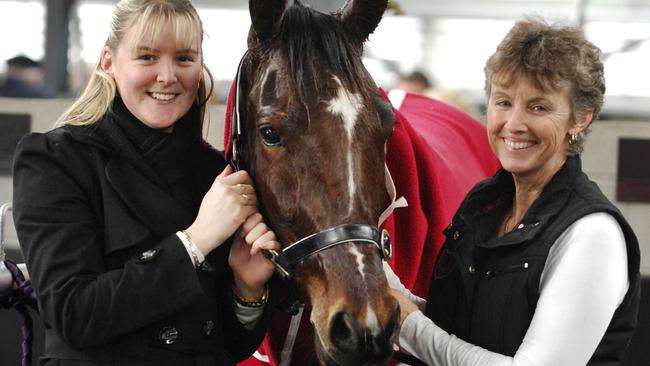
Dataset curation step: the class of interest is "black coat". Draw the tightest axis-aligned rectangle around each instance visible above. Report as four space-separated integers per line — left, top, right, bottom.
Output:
12 105 266 365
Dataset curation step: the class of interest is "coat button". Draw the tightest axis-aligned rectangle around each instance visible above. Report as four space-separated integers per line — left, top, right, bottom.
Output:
468 265 475 274
453 231 460 240
138 249 158 262
159 326 178 345
204 320 214 336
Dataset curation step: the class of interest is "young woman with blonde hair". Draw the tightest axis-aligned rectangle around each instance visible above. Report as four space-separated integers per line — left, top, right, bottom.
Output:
13 1 278 365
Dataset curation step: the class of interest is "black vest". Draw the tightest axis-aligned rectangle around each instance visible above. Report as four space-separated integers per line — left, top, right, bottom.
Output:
425 155 640 364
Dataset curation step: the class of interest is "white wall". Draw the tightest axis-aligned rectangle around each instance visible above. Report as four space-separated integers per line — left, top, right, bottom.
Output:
1 98 648 274
0 98 71 206
582 120 650 275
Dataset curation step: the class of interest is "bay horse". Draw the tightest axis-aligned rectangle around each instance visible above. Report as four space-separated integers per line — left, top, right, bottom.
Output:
227 0 400 365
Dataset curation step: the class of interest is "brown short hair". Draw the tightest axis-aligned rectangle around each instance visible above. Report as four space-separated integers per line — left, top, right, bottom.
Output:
484 18 605 154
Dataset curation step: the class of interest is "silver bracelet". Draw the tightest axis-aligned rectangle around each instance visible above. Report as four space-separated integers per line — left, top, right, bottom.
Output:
179 230 204 268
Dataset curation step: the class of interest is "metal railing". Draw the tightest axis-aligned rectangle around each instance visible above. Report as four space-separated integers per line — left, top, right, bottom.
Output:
1 203 30 293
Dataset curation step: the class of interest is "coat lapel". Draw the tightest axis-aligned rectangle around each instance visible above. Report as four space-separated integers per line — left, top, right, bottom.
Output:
65 111 217 242
105 157 194 239
93 114 195 239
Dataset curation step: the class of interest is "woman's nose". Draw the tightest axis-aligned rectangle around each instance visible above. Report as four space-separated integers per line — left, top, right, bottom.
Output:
156 60 178 84
504 105 527 132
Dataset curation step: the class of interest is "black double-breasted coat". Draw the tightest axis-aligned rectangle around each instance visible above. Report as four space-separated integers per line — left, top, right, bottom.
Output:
12 102 266 365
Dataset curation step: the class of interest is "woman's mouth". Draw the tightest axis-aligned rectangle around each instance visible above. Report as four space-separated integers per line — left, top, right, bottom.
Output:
148 92 177 101
504 138 534 150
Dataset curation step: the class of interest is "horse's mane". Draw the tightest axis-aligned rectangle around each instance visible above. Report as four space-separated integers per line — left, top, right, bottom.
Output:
277 3 370 99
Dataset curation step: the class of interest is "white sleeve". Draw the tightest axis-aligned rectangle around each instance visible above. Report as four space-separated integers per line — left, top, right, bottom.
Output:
398 212 629 366
384 261 427 310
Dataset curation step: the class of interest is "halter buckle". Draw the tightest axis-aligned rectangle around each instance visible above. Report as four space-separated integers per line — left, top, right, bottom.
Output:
380 228 392 261
263 249 292 279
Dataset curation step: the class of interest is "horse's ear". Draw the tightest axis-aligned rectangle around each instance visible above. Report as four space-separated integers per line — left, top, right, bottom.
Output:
249 0 287 42
340 0 388 40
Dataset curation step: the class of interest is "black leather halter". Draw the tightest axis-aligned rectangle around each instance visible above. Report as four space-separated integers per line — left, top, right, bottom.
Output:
263 224 392 279
229 54 392 279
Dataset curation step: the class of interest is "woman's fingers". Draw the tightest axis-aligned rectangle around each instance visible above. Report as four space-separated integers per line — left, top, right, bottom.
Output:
188 168 261 254
240 213 263 236
251 234 280 256
240 218 281 256
238 193 258 206
217 164 233 178
220 168 254 186
244 221 270 243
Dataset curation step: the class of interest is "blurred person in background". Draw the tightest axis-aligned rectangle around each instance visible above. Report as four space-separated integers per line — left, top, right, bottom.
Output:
393 69 480 120
395 70 432 94
0 55 54 98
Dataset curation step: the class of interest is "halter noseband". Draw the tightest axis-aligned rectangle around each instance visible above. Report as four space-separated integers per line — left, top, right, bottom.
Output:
229 53 392 279
264 224 392 279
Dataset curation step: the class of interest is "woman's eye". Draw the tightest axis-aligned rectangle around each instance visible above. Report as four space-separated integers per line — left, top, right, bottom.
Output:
139 54 155 61
260 126 283 146
532 105 548 113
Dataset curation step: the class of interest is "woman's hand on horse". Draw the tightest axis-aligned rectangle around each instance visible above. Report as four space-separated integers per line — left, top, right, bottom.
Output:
389 288 419 325
229 213 280 297
185 165 259 256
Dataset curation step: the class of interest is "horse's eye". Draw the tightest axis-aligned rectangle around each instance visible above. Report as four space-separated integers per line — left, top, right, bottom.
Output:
260 126 283 147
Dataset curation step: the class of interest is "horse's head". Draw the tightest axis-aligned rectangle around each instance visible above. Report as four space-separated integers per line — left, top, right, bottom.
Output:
234 0 398 364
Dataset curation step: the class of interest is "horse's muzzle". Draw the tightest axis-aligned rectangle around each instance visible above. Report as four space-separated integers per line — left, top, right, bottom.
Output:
326 307 400 366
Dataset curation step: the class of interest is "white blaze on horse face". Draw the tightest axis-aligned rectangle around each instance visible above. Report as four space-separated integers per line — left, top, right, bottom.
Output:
348 245 381 334
326 76 362 214
366 304 381 336
349 245 366 280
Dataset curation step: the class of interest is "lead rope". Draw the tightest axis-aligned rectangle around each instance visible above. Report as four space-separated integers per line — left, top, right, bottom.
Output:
0 259 38 366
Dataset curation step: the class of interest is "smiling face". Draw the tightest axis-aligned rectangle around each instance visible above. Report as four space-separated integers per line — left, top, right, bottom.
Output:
487 75 582 184
100 19 203 129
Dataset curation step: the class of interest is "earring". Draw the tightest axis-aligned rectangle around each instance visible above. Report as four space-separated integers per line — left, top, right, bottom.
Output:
569 133 577 145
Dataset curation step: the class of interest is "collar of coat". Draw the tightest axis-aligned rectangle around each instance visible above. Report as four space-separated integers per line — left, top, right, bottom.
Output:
57 101 211 240
449 155 583 249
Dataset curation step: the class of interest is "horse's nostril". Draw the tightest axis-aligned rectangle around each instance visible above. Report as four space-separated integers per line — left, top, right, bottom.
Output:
386 306 400 340
329 310 396 365
330 311 359 352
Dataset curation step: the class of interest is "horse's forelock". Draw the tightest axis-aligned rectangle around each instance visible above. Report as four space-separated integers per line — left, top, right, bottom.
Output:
272 3 370 99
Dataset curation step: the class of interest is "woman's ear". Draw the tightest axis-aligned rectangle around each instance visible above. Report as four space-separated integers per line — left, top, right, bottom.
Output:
572 108 594 135
100 46 114 76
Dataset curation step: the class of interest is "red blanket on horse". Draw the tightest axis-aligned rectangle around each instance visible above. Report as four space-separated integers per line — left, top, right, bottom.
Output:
226 89 500 366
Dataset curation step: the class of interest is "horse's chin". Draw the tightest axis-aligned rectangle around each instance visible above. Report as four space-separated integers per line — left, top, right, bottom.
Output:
313 330 392 366
314 337 347 366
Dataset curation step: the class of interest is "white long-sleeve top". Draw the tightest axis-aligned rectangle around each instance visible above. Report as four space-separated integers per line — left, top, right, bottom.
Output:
386 212 629 366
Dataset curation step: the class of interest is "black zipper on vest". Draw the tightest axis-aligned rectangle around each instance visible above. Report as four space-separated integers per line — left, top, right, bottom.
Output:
485 262 529 279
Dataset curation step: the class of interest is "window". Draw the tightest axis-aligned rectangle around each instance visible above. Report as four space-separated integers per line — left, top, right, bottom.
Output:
0 1 45 73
